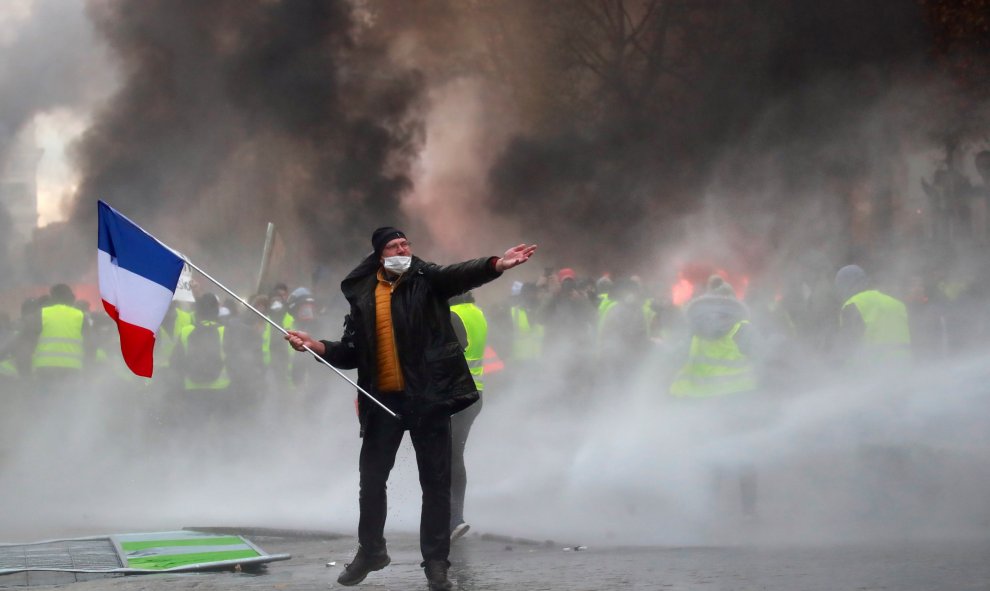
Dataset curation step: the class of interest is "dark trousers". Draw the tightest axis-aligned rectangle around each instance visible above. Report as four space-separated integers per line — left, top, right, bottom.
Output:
358 394 452 562
450 395 482 528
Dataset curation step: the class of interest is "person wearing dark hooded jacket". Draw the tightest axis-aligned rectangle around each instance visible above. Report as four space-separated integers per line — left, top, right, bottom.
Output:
669 277 762 518
286 227 536 591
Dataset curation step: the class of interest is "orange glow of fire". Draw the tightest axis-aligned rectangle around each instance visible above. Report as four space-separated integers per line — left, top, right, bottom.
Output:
671 277 694 306
669 270 750 306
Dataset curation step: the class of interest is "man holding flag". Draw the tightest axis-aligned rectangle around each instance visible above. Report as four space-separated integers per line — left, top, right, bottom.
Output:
286 227 536 591
96 203 537 590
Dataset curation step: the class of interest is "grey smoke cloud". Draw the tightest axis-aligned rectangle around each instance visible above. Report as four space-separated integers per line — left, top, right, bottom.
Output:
61 0 425 280
0 0 109 283
8 0 973 287
0 0 106 160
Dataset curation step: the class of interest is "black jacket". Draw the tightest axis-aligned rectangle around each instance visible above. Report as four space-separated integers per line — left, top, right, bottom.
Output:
319 253 501 432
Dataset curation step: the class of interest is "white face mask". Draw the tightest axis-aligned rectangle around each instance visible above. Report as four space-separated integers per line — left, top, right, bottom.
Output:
383 255 412 275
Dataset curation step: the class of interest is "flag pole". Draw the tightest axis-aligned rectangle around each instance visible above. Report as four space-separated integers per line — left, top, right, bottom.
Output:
253 222 276 297
179 256 398 419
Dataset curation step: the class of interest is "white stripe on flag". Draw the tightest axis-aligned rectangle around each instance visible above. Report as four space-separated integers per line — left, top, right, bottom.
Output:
98 250 176 331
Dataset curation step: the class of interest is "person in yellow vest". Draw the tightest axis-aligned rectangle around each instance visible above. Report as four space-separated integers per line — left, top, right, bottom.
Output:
508 281 544 363
170 293 231 433
269 282 290 320
149 302 194 389
172 293 230 388
286 287 319 392
670 278 760 397
593 274 616 361
448 291 487 543
834 264 914 520
266 283 295 389
24 284 89 388
598 277 651 372
834 264 911 365
669 278 761 519
286 227 536 591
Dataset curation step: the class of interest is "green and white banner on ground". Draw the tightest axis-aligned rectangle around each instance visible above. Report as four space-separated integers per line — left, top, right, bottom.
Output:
0 530 291 574
111 530 289 572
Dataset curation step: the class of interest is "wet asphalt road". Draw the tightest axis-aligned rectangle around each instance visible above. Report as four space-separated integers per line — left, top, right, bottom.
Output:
2 529 989 591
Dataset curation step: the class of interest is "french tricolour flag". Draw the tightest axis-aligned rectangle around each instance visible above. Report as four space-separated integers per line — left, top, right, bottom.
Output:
97 200 184 377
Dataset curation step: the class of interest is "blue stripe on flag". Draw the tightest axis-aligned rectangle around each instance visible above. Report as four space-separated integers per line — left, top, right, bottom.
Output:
97 200 184 291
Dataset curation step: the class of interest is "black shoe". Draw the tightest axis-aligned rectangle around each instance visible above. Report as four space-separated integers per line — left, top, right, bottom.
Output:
336 547 390 586
423 559 453 591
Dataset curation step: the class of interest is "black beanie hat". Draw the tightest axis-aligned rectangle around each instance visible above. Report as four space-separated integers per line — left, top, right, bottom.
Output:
371 226 406 256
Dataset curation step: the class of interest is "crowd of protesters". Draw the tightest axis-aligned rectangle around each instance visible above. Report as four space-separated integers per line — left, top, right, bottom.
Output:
4 252 990 419
2 246 989 526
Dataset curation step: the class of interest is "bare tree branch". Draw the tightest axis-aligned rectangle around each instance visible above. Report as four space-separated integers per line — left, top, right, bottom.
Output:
577 0 613 37
626 0 659 41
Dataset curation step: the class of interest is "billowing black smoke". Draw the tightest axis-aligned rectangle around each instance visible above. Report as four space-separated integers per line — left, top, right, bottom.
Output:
16 0 976 285
68 0 424 275
487 0 932 273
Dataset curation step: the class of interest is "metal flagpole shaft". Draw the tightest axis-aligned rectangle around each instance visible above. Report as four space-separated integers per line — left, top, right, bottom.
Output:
179 256 398 419
253 222 276 297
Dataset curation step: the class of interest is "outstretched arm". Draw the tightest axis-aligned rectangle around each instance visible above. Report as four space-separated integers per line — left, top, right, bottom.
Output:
426 244 538 301
494 244 538 272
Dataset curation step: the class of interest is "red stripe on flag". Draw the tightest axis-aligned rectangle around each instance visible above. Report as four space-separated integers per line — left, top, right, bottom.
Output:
103 299 156 378
102 299 119 321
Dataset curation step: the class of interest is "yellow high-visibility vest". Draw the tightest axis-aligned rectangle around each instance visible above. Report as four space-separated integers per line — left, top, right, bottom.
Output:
597 294 615 335
178 321 230 390
451 302 488 392
595 295 618 353
670 321 756 398
156 307 194 369
261 323 272 366
510 306 542 360
282 312 296 385
841 290 910 360
32 304 85 371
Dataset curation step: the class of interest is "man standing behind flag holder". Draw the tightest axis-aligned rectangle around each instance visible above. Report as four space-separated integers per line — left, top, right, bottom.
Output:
286 227 536 591
447 290 487 544
167 293 232 438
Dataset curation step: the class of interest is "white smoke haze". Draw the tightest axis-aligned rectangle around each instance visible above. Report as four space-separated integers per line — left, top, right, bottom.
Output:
2 343 989 546
1 0 989 554
407 77 523 259
33 108 103 227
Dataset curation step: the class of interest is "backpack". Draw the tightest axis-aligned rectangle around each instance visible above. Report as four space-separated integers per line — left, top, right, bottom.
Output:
184 323 223 383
